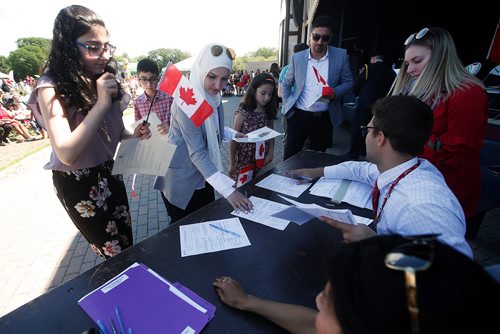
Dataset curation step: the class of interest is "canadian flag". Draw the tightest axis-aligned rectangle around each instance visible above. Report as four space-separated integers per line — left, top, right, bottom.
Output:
255 141 265 168
236 164 254 187
487 20 500 64
312 66 333 96
158 63 213 127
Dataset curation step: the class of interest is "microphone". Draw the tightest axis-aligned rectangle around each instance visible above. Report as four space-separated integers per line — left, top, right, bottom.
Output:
104 59 123 102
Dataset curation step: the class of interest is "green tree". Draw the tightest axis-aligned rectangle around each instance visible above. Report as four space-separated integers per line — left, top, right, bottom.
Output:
0 56 10 74
8 37 50 80
147 48 191 70
250 47 278 58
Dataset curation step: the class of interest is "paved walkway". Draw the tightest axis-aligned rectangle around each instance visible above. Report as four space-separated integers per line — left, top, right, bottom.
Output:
1 96 499 317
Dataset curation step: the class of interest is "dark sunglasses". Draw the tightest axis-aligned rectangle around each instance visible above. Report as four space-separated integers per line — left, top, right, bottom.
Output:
311 33 331 42
385 234 438 334
404 28 430 46
211 45 236 60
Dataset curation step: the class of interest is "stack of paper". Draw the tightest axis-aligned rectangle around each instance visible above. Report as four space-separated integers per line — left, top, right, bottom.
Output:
78 263 215 333
309 177 373 209
256 173 311 198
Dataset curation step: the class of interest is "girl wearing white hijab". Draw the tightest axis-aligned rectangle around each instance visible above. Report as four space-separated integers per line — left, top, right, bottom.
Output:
154 43 253 223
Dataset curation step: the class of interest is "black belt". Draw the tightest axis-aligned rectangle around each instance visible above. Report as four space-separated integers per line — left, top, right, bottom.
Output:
294 107 328 116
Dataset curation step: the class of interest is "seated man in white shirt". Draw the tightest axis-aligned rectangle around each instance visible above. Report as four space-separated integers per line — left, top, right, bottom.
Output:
289 95 472 258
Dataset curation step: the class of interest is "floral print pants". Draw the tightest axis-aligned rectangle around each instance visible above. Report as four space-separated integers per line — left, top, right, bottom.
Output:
52 159 133 259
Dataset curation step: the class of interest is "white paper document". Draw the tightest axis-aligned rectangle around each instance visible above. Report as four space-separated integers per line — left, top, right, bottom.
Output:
309 177 373 209
256 173 311 198
179 218 251 257
112 114 177 176
231 196 291 230
273 195 373 225
232 126 283 143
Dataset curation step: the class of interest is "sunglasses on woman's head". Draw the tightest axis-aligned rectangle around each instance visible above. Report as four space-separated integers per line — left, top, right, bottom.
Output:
385 234 438 334
210 45 236 60
404 28 430 46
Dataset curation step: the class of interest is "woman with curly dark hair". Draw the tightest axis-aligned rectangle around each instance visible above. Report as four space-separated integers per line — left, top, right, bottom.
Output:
28 5 150 258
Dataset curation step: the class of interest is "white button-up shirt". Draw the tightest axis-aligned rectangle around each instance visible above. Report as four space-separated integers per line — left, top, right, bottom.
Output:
324 158 472 258
296 51 330 112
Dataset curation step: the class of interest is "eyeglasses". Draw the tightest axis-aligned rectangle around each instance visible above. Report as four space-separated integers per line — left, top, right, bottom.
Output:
360 126 375 137
76 41 116 58
385 235 437 334
138 77 158 85
404 28 430 46
311 33 331 42
211 45 236 60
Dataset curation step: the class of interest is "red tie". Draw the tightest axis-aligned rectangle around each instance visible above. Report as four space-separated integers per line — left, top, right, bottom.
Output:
371 180 380 219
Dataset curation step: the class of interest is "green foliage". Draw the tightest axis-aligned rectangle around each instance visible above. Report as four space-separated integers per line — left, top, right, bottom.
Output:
147 49 191 71
249 47 278 58
0 56 10 73
7 37 50 80
232 47 278 72
16 37 51 50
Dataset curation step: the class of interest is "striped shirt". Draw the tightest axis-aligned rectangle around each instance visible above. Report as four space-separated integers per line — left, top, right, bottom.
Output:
324 158 472 258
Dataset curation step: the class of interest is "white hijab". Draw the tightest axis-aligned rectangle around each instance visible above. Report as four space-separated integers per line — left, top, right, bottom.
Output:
189 43 233 171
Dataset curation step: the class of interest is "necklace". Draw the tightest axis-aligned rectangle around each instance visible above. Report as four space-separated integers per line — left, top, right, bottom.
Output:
100 119 111 143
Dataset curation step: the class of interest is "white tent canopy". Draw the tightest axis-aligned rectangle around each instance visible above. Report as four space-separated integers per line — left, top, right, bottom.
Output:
0 71 11 79
173 56 196 72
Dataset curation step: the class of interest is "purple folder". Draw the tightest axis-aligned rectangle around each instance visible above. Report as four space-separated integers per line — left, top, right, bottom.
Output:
78 263 215 333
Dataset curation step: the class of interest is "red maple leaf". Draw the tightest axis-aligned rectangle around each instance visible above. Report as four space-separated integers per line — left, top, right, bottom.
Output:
259 143 265 156
179 86 197 105
239 174 248 184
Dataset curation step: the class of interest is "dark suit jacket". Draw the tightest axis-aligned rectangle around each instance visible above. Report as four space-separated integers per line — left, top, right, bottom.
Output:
354 61 396 110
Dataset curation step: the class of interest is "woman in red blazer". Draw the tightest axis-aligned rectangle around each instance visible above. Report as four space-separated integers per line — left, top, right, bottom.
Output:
391 27 488 236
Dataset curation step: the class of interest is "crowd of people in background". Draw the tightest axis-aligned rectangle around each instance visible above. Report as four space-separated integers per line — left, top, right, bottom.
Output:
0 76 47 144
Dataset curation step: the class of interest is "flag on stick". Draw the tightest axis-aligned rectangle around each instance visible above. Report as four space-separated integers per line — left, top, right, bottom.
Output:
158 63 213 127
255 141 265 168
236 165 254 187
487 20 500 64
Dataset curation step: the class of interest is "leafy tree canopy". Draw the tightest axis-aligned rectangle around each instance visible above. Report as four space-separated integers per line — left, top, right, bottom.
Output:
249 47 278 58
0 56 10 74
232 47 278 72
8 38 50 80
147 48 191 71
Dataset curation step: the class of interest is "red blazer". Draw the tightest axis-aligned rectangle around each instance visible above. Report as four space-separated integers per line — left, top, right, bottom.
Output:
420 84 488 218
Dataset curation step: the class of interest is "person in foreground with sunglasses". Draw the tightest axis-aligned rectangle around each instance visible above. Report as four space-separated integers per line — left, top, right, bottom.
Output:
281 15 353 160
390 27 488 239
213 235 499 334
153 44 253 223
27 5 151 258
288 95 472 258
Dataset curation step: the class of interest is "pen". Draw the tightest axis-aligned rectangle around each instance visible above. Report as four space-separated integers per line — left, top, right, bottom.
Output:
96 320 108 334
109 319 118 334
209 223 241 238
295 175 312 181
115 306 126 334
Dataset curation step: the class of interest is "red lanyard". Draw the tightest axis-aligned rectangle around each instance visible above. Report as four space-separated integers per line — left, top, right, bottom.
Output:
372 162 420 223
